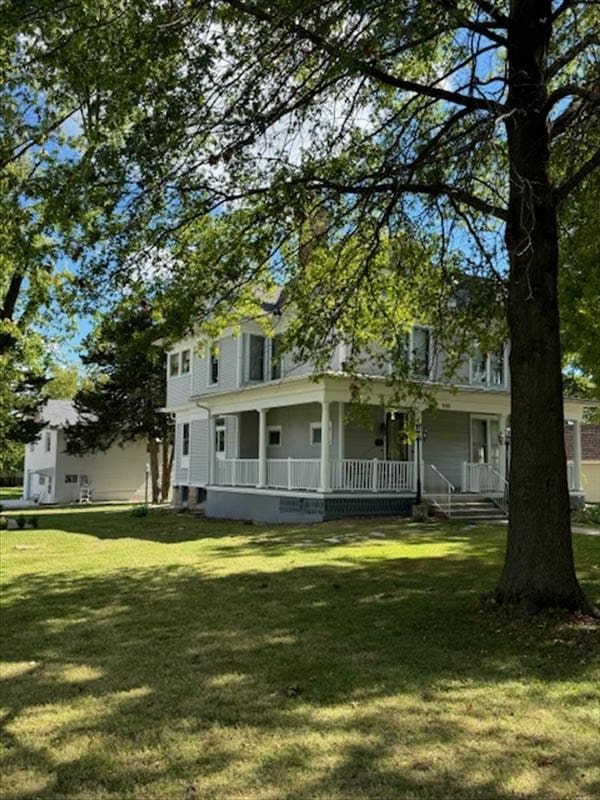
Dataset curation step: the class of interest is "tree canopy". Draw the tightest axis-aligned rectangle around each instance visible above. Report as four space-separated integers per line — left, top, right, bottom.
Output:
65 299 174 502
4 1 599 611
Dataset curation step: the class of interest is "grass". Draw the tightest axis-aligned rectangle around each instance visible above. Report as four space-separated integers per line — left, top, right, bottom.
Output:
0 486 22 501
1 507 598 800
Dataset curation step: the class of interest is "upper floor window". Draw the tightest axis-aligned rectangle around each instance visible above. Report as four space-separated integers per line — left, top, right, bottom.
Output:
45 432 51 452
411 327 430 377
392 326 431 378
248 335 265 382
169 352 180 377
209 348 219 385
181 350 191 375
270 335 282 380
169 349 191 378
182 422 190 457
470 347 505 387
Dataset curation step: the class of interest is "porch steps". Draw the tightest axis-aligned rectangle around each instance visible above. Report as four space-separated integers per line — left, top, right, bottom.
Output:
431 494 507 521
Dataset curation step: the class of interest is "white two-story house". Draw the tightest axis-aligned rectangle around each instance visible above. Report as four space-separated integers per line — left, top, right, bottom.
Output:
164 296 587 523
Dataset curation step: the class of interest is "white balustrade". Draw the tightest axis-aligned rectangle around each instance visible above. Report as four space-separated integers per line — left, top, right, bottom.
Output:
464 462 506 494
214 457 415 493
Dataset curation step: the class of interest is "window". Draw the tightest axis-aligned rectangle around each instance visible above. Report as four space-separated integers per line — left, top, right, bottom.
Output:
45 432 51 452
470 347 505 387
169 352 180 378
270 335 282 380
490 348 505 386
209 348 219 385
248 335 265 382
65 474 78 484
39 475 46 485
182 422 190 457
215 419 226 455
310 422 332 446
411 327 430 377
181 349 191 375
267 426 282 447
391 327 430 377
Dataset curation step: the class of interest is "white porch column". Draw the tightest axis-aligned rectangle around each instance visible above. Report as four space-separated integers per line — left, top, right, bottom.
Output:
573 419 583 492
320 400 331 492
208 414 216 485
338 401 345 460
258 408 268 487
498 414 507 480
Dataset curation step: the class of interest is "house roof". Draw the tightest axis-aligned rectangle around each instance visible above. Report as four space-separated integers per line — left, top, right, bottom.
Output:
40 400 80 428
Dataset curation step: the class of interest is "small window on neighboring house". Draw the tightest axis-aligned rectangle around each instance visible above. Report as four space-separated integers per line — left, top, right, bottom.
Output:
215 420 226 454
182 423 190 457
181 349 191 375
248 335 265 382
209 348 219 385
270 336 282 380
169 352 180 378
45 432 51 452
39 475 46 485
65 474 78 483
267 426 282 447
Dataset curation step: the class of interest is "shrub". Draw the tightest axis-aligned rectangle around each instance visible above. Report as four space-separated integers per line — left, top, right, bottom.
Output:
131 504 149 518
27 516 39 529
0 516 7 530
16 516 26 529
585 505 600 525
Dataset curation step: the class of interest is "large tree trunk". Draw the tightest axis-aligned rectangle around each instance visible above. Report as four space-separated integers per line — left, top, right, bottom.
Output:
496 0 592 613
147 436 160 503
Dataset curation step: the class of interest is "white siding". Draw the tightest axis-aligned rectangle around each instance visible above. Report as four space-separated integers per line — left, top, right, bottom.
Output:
55 433 147 502
166 374 192 408
189 419 209 485
422 409 470 490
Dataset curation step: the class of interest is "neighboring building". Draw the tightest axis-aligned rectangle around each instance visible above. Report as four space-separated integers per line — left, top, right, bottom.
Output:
565 423 600 504
23 400 148 504
164 297 588 522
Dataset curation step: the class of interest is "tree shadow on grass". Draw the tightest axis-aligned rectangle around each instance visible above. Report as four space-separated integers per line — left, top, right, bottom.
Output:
1 553 599 800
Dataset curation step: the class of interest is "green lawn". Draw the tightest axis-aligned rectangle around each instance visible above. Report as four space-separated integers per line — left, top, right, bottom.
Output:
1 507 598 800
0 486 22 501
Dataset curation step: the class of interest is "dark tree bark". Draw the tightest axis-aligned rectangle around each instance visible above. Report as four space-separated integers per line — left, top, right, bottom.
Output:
496 0 593 613
147 435 160 504
160 433 173 503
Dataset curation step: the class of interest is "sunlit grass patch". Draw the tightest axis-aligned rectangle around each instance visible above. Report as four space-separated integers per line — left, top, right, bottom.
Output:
1 505 598 799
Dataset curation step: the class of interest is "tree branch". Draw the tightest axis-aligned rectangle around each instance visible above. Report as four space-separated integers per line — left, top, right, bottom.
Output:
547 31 600 79
545 84 600 114
556 147 600 201
219 0 505 114
311 176 508 221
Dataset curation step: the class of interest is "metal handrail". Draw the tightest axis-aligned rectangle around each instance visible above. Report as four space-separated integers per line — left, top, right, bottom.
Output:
424 464 455 517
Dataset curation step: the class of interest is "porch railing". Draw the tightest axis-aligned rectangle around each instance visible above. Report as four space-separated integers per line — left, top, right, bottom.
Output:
214 458 414 493
331 459 414 492
215 458 259 487
463 462 507 495
424 464 455 517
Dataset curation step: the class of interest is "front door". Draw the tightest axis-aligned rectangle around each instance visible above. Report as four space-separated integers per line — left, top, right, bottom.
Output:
386 413 409 461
